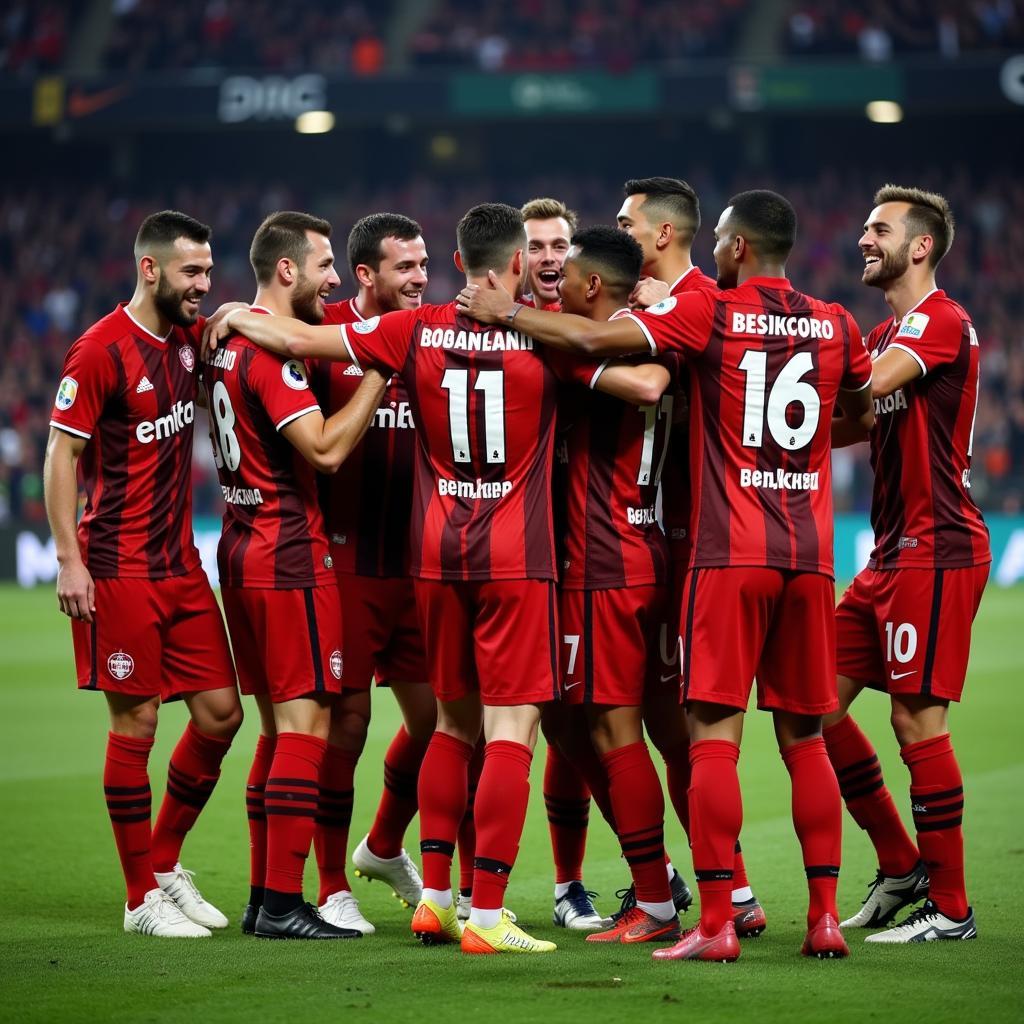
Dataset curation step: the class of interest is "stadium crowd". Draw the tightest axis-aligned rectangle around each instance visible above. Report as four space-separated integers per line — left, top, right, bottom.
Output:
3 0 1022 75
2 167 1021 525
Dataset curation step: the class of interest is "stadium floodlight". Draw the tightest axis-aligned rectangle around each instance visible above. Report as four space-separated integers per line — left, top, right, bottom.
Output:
865 100 903 124
295 110 335 134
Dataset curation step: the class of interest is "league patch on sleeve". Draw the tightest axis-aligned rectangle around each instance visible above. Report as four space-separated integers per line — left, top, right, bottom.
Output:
351 315 381 334
645 297 677 316
55 376 78 411
282 360 310 390
896 312 930 340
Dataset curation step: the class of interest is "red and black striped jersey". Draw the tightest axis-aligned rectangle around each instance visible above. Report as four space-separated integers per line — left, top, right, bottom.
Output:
340 302 558 582
864 290 990 570
310 298 416 577
559 318 673 591
628 276 872 577
50 303 202 579
203 309 334 589
658 266 717 565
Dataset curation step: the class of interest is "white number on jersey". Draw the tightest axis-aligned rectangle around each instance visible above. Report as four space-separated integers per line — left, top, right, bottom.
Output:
637 395 674 486
738 350 820 450
210 380 241 471
441 368 506 464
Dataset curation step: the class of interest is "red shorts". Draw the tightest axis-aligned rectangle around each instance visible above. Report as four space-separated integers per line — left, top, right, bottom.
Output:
680 567 837 715
559 585 669 706
222 584 344 703
648 560 689 693
73 567 235 701
414 578 559 706
836 565 988 702
336 571 427 689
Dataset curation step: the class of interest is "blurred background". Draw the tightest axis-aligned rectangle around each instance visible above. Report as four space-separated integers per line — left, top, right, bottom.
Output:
1 0 1022 582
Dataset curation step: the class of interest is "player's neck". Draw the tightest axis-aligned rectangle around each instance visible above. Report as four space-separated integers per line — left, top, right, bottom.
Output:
251 288 291 319
737 261 785 286
126 288 171 338
466 272 520 302
591 296 624 323
884 272 938 322
648 254 693 290
354 289 384 319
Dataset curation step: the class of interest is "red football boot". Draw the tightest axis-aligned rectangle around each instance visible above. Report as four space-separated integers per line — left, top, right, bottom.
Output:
733 897 767 938
651 919 740 962
801 913 849 959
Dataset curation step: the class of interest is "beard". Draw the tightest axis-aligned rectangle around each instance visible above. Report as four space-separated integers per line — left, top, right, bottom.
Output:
292 272 325 325
154 276 200 327
864 240 911 287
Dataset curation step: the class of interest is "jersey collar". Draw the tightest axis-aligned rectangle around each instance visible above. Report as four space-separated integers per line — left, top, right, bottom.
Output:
668 266 697 293
121 303 171 344
743 276 793 290
897 288 940 326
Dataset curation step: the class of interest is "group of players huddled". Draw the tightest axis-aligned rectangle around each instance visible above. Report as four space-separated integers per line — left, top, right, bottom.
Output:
44 175 989 960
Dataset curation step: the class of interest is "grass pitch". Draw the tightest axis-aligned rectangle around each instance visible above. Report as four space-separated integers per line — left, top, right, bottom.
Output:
0 583 1021 1024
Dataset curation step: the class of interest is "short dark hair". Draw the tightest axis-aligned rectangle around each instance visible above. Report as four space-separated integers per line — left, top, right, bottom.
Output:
873 184 955 268
725 189 797 262
569 226 644 298
623 177 700 243
250 211 332 285
456 203 525 276
347 212 423 275
134 210 211 258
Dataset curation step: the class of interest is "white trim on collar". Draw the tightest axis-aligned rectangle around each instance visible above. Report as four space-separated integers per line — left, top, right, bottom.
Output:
123 305 171 344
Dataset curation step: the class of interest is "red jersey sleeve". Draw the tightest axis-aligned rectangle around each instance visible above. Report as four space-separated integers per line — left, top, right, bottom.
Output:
341 309 418 374
889 302 963 377
248 350 322 431
544 348 606 389
623 290 716 357
50 339 119 439
841 313 873 391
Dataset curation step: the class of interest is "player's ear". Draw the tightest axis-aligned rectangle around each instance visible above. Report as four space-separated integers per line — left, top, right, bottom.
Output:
657 222 673 252
277 257 296 286
354 263 374 289
587 272 601 300
911 233 933 266
512 248 523 277
734 234 747 263
138 255 159 284
453 249 465 274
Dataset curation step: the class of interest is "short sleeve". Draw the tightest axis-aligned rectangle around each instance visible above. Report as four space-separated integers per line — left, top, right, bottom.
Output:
249 350 322 432
841 314 872 391
888 303 962 377
544 349 606 389
623 290 716 357
50 339 119 439
341 308 418 374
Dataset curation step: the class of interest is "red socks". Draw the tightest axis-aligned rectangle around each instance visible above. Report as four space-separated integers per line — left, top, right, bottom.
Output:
472 741 533 911
150 721 232 873
543 743 590 884
246 734 275 893
781 737 842 927
264 732 326 896
824 714 919 877
661 740 692 838
418 731 474 892
314 745 359 903
902 733 968 920
602 741 670 905
366 726 428 860
457 741 484 893
104 732 155 910
688 739 741 934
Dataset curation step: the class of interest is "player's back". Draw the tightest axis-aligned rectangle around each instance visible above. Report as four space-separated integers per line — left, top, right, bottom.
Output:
864 289 989 569
203 322 332 589
339 301 558 582
51 303 201 579
312 298 416 577
630 277 871 576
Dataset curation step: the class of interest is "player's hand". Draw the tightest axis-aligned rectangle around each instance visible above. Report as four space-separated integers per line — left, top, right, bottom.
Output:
630 277 670 309
56 558 95 623
456 271 516 325
201 302 250 359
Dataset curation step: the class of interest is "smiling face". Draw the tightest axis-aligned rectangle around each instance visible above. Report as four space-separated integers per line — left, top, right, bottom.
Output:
365 235 429 312
152 237 213 327
712 206 741 290
555 247 591 316
292 230 341 324
525 217 572 304
860 201 915 289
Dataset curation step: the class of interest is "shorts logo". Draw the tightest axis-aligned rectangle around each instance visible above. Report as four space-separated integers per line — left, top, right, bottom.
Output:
179 345 195 372
330 650 343 680
646 296 677 316
107 650 135 680
282 360 309 390
351 316 380 335
56 377 78 411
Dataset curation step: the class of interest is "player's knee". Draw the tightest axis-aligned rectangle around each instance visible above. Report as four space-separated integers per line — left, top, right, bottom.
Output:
889 703 919 745
193 698 244 740
112 700 159 740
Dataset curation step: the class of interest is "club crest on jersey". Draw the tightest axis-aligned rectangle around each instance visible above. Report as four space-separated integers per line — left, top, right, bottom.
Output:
330 650 343 680
55 376 78 411
107 650 135 680
646 297 677 316
323 554 333 569
896 312 930 339
282 360 309 390
351 316 380 335
178 345 195 372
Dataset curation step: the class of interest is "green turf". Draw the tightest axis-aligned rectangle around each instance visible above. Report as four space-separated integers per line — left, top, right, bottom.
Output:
1 583 1022 1023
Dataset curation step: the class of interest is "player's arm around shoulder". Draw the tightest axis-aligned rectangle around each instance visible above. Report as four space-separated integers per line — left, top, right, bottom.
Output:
205 306 353 362
591 360 672 406
831 310 875 446
281 368 388 474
